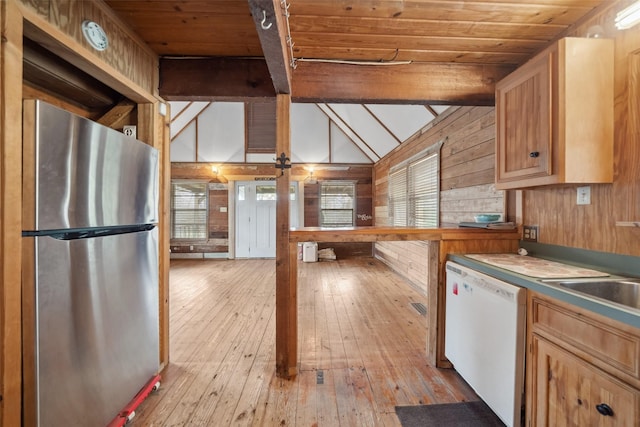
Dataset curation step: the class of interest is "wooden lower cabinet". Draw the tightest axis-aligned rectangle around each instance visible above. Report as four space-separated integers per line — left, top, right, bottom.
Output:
527 292 640 426
529 335 640 426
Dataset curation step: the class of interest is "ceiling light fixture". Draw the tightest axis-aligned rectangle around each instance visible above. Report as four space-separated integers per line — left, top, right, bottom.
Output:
615 0 640 29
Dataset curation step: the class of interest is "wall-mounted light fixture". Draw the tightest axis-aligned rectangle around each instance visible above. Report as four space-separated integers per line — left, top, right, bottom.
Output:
211 165 219 176
615 0 640 29
304 166 317 184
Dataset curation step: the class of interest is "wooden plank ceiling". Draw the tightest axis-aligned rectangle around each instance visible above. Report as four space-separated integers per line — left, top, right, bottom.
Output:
105 0 610 105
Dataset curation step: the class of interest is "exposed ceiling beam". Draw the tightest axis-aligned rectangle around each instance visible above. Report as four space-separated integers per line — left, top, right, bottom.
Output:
159 58 276 100
291 62 516 105
248 0 292 95
159 57 517 105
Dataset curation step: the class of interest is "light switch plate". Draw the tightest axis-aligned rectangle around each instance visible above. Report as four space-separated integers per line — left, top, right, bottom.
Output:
577 186 591 205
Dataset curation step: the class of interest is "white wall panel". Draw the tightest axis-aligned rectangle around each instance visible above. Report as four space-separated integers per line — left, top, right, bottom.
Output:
327 104 398 158
365 104 434 142
197 102 245 162
331 123 371 163
432 105 452 115
246 153 276 163
170 101 190 116
169 101 443 165
291 103 330 163
316 104 378 161
170 121 196 161
170 101 209 138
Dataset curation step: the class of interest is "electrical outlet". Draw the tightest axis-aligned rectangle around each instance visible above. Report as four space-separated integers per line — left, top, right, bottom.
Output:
577 186 591 205
523 225 539 242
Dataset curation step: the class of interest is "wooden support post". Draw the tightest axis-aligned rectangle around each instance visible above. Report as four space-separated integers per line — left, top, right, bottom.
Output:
1 1 24 424
275 94 296 378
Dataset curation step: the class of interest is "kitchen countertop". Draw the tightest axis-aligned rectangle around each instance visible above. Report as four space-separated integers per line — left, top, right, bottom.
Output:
448 252 640 329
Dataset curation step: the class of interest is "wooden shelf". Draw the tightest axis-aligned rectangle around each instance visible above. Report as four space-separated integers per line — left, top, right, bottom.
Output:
289 226 520 243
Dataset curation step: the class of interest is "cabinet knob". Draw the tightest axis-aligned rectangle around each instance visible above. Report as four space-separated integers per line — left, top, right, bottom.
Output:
529 151 540 158
595 403 614 416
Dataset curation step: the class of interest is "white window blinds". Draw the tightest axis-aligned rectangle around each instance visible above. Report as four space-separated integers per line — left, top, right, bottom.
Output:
389 168 407 226
171 182 208 240
408 153 439 227
320 181 356 227
388 140 442 228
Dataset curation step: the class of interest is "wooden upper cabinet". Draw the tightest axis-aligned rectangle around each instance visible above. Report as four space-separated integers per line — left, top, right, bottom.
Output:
495 37 614 190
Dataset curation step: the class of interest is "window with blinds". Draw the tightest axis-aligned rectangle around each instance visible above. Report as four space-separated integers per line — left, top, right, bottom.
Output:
408 153 439 227
320 181 356 227
389 168 407 226
171 181 208 240
389 141 442 228
246 100 276 153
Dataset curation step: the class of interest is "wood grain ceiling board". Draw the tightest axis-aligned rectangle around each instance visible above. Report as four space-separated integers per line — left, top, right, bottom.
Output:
105 0 262 56
105 0 608 66
287 0 606 66
105 0 611 103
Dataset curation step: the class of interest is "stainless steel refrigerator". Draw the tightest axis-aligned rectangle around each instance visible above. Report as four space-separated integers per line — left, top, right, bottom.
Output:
22 100 160 426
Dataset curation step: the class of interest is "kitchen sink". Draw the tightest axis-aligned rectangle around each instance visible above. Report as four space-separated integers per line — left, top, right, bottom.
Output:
541 278 640 310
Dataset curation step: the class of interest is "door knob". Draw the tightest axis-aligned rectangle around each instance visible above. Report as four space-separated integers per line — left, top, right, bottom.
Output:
529 151 540 158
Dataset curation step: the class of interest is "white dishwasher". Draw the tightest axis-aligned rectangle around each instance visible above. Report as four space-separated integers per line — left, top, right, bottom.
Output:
445 261 526 427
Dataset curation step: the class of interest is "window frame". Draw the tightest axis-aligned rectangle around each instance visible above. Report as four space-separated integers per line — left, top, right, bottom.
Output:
319 180 357 228
388 139 444 228
170 180 209 241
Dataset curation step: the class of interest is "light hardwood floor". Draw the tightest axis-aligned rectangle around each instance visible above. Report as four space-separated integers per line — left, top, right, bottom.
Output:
130 257 478 426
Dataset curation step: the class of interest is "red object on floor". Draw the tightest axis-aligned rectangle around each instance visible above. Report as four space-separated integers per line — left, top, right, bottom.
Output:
107 374 161 427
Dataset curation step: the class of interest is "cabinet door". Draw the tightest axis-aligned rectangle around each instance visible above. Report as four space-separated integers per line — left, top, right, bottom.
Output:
496 51 552 184
530 336 640 427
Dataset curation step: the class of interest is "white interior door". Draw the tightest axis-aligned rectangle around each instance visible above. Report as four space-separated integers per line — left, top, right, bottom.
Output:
235 181 298 258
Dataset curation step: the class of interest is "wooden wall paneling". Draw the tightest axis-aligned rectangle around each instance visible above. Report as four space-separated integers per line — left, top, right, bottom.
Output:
373 105 506 271
625 51 640 222
375 241 430 295
1 1 23 424
522 2 640 256
208 186 229 249
303 183 319 227
18 0 158 102
440 183 505 225
274 94 296 378
317 242 372 258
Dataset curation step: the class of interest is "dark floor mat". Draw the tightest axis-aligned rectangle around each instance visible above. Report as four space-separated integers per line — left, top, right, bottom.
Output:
395 401 506 427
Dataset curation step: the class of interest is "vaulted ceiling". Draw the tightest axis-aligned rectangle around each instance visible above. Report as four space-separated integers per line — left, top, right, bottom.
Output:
105 0 612 105
102 1 614 162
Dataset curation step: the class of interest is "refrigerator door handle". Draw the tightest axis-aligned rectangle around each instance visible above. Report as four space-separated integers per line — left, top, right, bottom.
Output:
22 224 155 240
